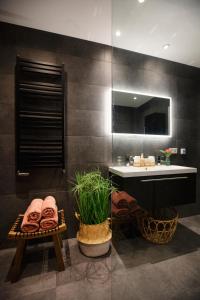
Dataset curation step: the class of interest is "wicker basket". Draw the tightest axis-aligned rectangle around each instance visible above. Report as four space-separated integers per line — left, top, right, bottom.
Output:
77 219 112 245
137 208 178 244
75 213 111 257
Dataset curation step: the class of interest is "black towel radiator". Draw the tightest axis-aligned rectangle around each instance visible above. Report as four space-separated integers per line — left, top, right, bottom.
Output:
15 56 65 174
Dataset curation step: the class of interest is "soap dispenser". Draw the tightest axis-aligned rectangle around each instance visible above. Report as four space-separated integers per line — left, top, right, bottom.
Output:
140 153 145 167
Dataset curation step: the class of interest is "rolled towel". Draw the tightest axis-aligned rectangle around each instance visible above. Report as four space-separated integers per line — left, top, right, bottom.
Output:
41 196 57 218
112 203 129 219
130 203 141 216
40 209 58 231
112 191 136 209
21 213 39 233
27 198 43 223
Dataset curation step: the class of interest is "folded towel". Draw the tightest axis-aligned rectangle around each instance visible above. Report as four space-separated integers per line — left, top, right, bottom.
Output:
112 203 129 218
40 209 58 231
112 191 136 209
41 196 57 219
26 198 43 223
21 213 40 233
130 203 141 216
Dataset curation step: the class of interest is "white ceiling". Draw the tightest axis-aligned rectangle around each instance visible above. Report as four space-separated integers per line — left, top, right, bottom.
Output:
0 0 111 45
113 0 200 68
0 0 200 68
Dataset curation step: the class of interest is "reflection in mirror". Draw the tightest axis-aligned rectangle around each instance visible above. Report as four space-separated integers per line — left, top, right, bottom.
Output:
112 90 171 136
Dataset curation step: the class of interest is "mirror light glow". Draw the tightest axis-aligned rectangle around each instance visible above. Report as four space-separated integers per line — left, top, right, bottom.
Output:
111 89 172 138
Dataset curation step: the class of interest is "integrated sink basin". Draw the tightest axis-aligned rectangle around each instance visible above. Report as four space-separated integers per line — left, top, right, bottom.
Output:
109 165 197 178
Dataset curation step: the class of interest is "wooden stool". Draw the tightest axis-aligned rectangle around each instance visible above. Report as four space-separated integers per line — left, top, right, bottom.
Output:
7 209 67 282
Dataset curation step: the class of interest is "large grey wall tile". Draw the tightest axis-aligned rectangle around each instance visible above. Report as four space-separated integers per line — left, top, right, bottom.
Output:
68 82 109 111
67 109 106 137
0 103 14 134
16 47 58 65
62 54 111 86
67 136 111 164
0 135 15 165
57 36 107 62
0 165 16 194
16 168 67 194
0 74 14 105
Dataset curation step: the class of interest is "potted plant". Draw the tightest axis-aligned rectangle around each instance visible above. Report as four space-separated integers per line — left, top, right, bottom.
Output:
160 148 173 165
72 170 114 257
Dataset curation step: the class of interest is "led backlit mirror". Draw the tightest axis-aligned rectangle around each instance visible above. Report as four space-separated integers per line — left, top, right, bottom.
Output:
112 90 171 136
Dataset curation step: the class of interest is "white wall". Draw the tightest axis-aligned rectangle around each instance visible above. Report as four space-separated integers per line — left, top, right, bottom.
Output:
0 0 111 45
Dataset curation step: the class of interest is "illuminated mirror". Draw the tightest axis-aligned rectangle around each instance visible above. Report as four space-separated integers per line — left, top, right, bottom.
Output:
112 90 171 136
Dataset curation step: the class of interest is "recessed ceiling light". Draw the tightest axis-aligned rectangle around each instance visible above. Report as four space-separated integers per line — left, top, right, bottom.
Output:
115 30 121 37
163 44 170 50
138 0 145 3
133 97 137 100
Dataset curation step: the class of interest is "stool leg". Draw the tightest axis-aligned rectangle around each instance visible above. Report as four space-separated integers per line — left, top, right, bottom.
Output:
10 239 26 282
53 234 65 271
58 234 63 248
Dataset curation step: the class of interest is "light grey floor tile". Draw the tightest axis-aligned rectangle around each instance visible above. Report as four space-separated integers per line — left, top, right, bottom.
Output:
57 256 112 286
154 249 200 292
2 288 56 300
179 215 200 235
56 278 111 300
0 272 56 300
111 263 176 300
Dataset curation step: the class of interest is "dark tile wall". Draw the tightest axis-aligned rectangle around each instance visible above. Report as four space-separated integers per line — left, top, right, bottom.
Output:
0 22 112 246
112 47 200 217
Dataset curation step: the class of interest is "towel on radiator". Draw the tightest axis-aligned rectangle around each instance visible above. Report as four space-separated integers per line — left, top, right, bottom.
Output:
26 198 43 223
41 196 57 218
40 208 58 231
112 191 136 209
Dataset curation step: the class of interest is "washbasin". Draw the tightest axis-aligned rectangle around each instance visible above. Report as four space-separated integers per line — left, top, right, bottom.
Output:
109 165 197 178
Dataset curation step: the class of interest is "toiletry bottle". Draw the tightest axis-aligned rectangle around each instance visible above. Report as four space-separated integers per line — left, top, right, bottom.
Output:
129 156 134 166
133 156 141 167
140 153 145 167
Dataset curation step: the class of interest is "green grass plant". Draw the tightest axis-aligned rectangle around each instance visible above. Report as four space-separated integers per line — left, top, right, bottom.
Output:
72 170 114 225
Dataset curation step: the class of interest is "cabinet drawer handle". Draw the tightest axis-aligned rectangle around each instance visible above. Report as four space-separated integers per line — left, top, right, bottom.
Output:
141 176 188 182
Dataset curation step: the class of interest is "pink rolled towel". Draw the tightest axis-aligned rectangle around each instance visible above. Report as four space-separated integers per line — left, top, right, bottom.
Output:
21 198 43 232
40 209 58 231
26 198 43 223
21 213 40 233
41 196 57 218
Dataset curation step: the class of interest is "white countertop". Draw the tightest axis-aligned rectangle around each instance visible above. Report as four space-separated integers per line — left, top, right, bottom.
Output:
109 165 197 178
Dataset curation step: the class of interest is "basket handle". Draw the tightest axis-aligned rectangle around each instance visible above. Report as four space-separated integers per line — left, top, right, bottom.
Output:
107 217 112 224
75 212 80 221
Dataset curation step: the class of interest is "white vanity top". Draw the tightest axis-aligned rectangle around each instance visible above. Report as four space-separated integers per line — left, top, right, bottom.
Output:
109 165 197 178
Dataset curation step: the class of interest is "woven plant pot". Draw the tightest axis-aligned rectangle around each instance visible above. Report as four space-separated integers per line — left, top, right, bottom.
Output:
76 213 111 257
137 208 178 244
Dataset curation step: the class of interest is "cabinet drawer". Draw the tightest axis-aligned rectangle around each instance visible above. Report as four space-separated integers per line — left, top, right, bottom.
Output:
154 175 196 207
110 173 196 210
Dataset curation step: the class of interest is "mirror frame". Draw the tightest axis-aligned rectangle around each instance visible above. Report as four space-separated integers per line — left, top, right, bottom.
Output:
112 89 172 138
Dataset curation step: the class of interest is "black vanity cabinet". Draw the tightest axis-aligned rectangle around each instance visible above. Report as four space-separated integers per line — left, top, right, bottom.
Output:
110 173 196 211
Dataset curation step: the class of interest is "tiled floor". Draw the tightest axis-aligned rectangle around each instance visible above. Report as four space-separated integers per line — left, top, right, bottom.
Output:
0 215 199 300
